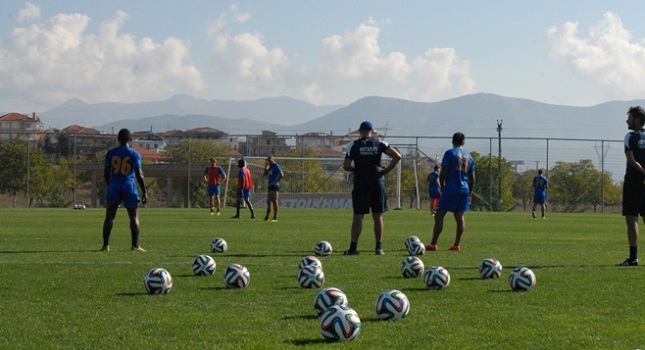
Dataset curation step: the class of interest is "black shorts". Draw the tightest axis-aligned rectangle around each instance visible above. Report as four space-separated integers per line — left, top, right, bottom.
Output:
352 181 388 215
622 177 645 216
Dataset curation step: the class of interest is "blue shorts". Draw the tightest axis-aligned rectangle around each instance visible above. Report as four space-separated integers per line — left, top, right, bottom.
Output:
437 191 469 213
533 193 546 204
207 184 221 196
106 181 141 208
236 189 251 199
268 184 280 192
429 189 441 199
352 181 388 215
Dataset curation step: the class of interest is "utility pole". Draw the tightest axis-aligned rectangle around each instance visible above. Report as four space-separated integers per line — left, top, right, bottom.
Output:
496 120 503 209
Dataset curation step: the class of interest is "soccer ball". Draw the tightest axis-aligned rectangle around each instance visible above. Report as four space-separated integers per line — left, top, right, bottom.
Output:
210 238 228 253
509 267 536 292
404 235 421 249
298 265 325 288
375 289 410 321
424 266 451 290
314 240 333 256
314 287 349 316
407 240 426 256
192 254 216 276
144 268 173 295
223 264 250 289
320 304 361 342
299 256 322 270
479 258 502 279
401 256 425 278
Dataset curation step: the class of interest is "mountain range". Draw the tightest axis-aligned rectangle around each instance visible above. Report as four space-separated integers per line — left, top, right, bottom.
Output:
33 93 645 141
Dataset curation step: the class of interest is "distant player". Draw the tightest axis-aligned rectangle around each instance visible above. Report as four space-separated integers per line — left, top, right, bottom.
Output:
426 132 475 252
619 106 645 266
427 165 441 215
204 158 227 216
263 155 284 222
101 128 147 252
231 158 256 219
531 169 548 219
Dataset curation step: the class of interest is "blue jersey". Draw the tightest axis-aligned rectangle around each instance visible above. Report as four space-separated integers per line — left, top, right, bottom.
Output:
104 145 142 183
440 147 474 195
345 137 390 183
427 171 440 194
533 175 548 195
267 163 282 185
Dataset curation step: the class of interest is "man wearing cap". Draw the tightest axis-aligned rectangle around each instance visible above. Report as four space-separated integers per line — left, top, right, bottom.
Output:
342 121 402 255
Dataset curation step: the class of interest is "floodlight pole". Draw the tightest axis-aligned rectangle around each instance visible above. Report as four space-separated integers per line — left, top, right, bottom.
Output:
496 120 503 209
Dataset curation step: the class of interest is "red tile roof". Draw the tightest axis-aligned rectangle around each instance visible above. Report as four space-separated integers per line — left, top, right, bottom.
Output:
0 113 37 122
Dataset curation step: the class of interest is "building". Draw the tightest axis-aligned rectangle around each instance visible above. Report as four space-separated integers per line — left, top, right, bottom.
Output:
161 127 238 151
0 112 45 145
242 130 292 156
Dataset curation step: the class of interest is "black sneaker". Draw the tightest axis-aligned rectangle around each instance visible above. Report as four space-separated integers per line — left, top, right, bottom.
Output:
375 249 384 255
343 249 360 256
230 215 240 219
617 258 639 266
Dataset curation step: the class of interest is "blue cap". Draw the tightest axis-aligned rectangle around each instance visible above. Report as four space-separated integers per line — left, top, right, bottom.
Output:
359 121 374 131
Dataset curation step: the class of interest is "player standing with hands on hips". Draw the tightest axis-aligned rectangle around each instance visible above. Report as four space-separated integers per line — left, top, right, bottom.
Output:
101 128 147 252
343 121 402 255
264 155 283 222
531 169 548 219
204 157 227 216
618 106 645 266
426 132 475 252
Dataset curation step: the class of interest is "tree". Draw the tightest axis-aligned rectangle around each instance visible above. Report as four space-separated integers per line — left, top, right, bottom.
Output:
512 170 536 211
0 139 29 206
549 159 619 212
470 151 515 211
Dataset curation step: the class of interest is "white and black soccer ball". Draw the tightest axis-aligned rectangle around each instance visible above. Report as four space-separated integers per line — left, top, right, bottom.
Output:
299 256 322 270
424 266 451 290
479 258 502 279
210 238 228 253
144 268 173 295
320 304 361 342
401 256 425 278
223 264 250 289
375 289 410 321
298 265 325 289
192 254 216 276
314 241 333 256
404 235 421 249
509 267 536 292
314 287 349 316
407 240 426 256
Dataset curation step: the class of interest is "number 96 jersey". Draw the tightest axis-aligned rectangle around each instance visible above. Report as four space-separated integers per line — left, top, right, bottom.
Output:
104 145 143 207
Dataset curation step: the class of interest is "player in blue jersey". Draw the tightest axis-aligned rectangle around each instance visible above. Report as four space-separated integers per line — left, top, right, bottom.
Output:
342 121 402 255
204 157 227 216
531 169 549 219
426 132 475 252
427 165 441 215
101 128 147 252
263 155 284 222
619 106 645 266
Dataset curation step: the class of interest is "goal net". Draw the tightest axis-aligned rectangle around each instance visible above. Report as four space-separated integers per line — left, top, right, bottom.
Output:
222 156 402 210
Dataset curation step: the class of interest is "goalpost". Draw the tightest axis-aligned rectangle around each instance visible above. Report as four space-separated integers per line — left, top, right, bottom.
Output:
222 156 403 210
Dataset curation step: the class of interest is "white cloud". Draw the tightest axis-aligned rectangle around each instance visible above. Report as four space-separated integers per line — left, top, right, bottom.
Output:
546 12 645 98
0 9 205 107
208 15 475 104
17 2 41 22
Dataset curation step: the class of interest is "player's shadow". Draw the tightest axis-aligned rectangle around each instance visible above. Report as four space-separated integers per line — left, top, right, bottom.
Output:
287 338 329 346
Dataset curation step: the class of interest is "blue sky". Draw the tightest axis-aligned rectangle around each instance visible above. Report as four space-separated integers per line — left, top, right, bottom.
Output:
1 1 645 112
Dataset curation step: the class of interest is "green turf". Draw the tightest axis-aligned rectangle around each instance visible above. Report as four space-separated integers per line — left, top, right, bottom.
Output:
1 208 644 349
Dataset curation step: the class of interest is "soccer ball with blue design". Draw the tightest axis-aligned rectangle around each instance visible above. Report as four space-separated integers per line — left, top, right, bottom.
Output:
424 266 451 290
509 267 536 291
210 238 228 253
320 304 361 342
192 254 216 276
479 258 502 279
223 264 250 289
314 287 348 316
375 289 410 321
298 265 325 288
144 268 173 295
401 256 425 278
314 240 333 256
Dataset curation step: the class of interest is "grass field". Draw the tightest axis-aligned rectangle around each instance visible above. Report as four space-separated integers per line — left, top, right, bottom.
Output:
1 208 644 349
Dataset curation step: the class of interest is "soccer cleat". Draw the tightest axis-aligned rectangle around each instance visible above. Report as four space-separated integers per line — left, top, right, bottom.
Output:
100 245 110 252
251 215 256 219
617 258 638 266
343 249 360 256
375 249 384 255
231 215 240 219
264 216 269 221
131 246 146 252
542 216 546 219
532 211 536 218
449 245 461 252
270 219 278 222
425 244 438 251
210 212 215 216
217 212 220 216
